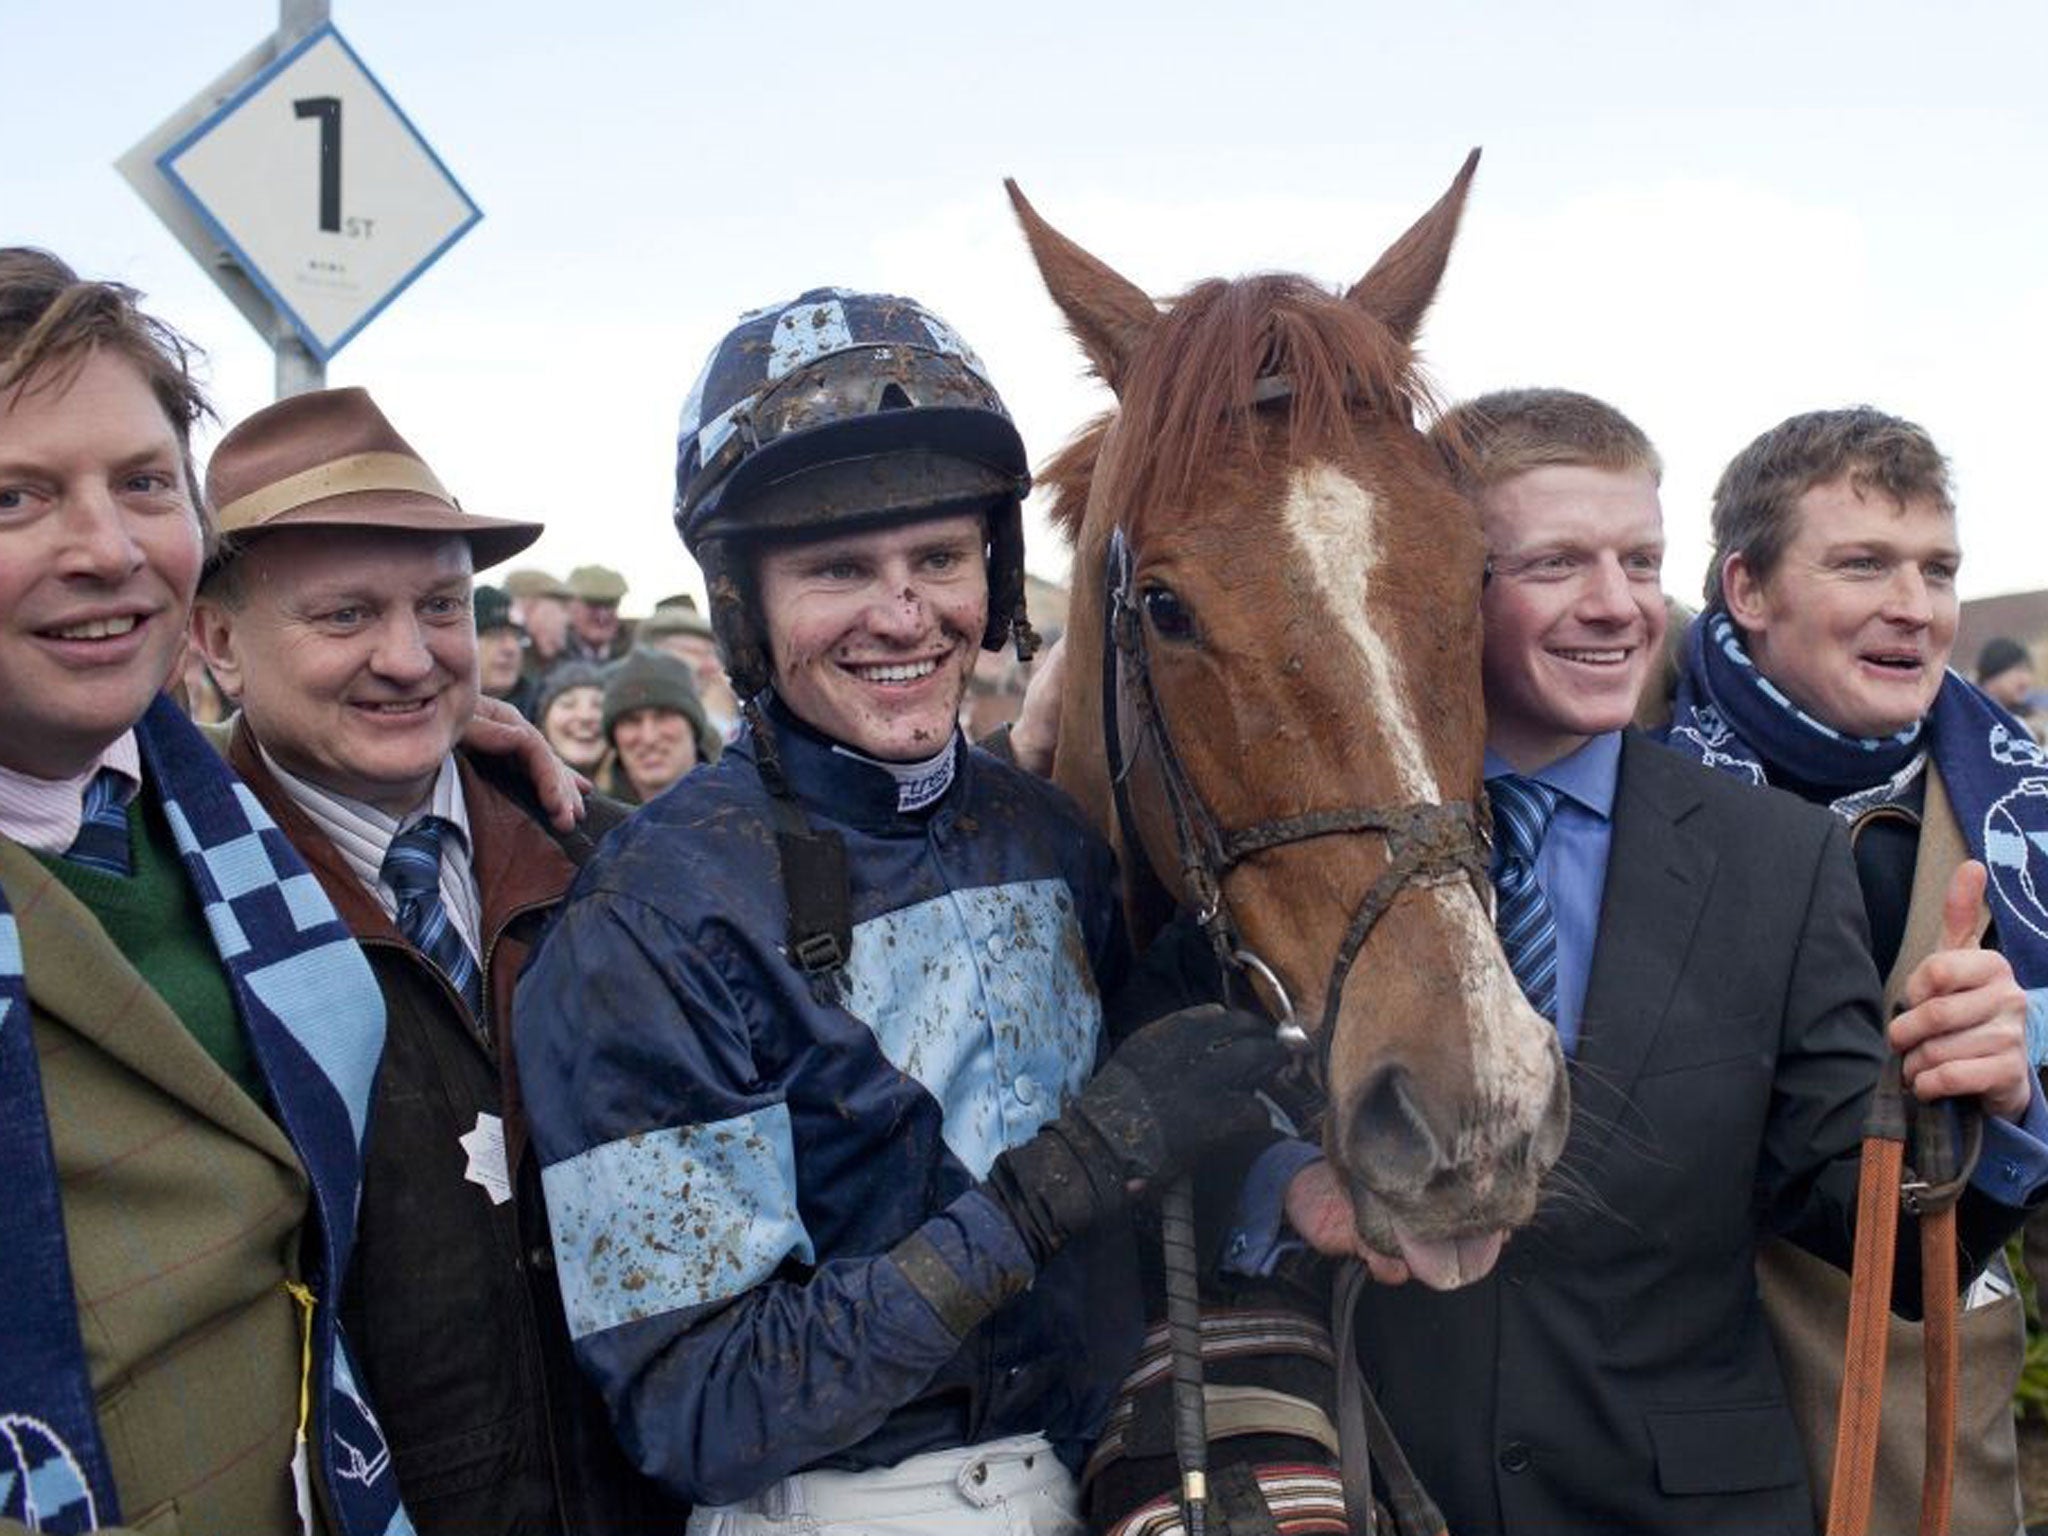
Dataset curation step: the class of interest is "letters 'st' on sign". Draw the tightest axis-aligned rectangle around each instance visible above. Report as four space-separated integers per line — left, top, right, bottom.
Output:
158 24 480 362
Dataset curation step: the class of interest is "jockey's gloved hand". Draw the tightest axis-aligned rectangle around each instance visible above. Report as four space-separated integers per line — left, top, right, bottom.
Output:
986 1004 1287 1263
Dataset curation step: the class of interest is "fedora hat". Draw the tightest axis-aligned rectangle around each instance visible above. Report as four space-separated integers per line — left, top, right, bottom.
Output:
206 387 542 571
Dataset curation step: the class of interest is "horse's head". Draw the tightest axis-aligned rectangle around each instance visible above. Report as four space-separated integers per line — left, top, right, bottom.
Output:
1012 155 1567 1287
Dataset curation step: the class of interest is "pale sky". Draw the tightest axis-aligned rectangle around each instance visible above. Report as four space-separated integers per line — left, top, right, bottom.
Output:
8 0 2045 613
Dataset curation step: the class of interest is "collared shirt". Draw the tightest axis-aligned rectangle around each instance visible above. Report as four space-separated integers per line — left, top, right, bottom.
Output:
1484 731 1621 1058
0 733 144 855
259 748 484 960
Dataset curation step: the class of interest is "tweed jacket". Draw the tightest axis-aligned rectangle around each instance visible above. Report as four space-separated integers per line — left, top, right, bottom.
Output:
2 832 314 1536
227 726 676 1536
1758 759 2028 1536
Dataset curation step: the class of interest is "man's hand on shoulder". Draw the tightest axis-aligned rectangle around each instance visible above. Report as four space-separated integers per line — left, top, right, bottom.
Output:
1890 859 2032 1123
1007 634 1066 779
463 696 590 833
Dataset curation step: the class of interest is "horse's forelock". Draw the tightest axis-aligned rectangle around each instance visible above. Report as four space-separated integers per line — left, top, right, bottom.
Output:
1038 412 1113 542
1090 274 1434 527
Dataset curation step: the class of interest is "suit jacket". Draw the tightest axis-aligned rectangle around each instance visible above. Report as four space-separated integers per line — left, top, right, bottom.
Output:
2 832 311 1536
1352 732 2023 1536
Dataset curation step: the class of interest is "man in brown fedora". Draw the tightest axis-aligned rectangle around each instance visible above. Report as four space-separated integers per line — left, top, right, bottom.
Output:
189 386 676 1536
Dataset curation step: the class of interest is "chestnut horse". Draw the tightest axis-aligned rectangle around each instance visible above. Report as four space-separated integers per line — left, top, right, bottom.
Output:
1009 156 1568 1284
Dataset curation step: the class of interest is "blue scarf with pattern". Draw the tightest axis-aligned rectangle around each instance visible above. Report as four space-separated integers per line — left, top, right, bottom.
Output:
1667 611 2048 989
0 697 412 1536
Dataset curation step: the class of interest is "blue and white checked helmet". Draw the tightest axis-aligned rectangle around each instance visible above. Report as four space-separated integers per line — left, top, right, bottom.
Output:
673 288 1034 696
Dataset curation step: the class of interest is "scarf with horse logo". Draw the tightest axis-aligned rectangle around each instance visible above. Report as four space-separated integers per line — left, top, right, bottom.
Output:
0 696 411 1536
1666 610 2048 989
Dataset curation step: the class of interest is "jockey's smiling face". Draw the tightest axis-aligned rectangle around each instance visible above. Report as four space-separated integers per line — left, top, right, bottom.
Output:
1721 476 1959 740
1477 464 1667 772
756 513 987 762
0 349 204 779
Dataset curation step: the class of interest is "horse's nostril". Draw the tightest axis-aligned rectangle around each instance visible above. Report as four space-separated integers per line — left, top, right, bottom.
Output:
1344 1063 1443 1194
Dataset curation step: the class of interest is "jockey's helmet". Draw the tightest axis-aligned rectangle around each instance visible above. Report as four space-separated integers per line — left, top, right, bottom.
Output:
673 287 1033 699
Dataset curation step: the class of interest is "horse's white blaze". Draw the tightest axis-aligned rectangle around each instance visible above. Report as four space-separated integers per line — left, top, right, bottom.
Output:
1282 463 1557 1151
1280 463 1439 805
1429 880 1560 1159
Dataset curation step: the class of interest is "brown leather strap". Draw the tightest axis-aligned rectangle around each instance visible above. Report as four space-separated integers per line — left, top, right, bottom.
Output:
1919 1205 1959 1536
1828 1035 1976 1536
1827 1127 1904 1536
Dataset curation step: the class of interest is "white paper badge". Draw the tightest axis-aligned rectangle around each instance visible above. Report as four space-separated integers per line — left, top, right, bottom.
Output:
459 1111 511 1205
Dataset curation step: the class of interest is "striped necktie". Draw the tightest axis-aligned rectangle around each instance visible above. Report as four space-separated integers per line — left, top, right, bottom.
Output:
1488 774 1560 1020
64 768 134 876
380 816 486 1029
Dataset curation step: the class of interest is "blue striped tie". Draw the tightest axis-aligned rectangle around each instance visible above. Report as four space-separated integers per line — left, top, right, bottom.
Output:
64 769 134 876
1488 775 1560 1021
380 817 486 1029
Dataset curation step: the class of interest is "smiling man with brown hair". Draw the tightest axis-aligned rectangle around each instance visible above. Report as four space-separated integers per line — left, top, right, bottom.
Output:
0 251 410 1536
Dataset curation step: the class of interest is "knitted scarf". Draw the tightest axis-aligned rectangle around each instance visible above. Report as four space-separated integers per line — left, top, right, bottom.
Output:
0 697 412 1536
1667 611 2048 989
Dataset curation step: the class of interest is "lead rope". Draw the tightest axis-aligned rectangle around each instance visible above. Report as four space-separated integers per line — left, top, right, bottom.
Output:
1824 1026 1980 1536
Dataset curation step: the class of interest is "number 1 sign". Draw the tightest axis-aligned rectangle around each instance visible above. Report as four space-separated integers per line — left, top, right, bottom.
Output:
155 23 481 361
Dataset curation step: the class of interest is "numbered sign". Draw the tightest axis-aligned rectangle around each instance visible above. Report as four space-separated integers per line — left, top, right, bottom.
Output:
156 23 480 361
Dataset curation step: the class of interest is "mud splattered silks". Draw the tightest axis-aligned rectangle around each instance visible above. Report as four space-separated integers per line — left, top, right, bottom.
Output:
516 700 1140 1508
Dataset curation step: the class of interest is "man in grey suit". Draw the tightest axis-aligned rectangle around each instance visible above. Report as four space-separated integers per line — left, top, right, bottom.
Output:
1268 388 2046 1534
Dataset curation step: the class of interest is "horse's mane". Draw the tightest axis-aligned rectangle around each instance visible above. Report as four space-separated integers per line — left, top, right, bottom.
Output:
1040 273 1443 537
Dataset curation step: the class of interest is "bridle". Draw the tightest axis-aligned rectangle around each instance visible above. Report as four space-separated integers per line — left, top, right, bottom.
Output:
1098 521 1494 1071
1099 511 1492 1536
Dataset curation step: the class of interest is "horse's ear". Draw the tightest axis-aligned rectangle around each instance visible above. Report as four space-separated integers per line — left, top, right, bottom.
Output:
1346 148 1482 345
1006 179 1158 395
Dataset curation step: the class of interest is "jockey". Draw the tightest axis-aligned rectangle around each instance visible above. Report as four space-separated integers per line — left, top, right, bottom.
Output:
513 288 1285 1534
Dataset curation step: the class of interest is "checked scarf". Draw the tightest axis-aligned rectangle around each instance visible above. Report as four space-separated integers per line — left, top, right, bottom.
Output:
0 697 412 1536
1667 610 2048 990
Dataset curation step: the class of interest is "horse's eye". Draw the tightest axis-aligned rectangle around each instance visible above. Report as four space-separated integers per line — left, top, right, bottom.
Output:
1142 584 1195 643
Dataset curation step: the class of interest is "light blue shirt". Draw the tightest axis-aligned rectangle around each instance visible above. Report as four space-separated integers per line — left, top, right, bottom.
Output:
1484 733 1621 1058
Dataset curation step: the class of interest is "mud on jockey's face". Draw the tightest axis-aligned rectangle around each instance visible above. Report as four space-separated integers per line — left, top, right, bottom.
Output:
756 513 988 761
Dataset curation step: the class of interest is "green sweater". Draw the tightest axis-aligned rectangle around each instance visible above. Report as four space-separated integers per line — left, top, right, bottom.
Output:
37 786 259 1097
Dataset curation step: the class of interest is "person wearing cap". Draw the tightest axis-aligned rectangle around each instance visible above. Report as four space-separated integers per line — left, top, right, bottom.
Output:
598 647 718 805
0 251 415 1536
514 288 1283 1532
637 595 742 740
474 583 540 720
534 659 611 780
189 386 678 1536
1977 636 2038 739
564 564 631 663
505 567 573 681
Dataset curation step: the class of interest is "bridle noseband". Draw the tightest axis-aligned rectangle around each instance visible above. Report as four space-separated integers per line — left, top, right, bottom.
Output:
1099 523 1493 1074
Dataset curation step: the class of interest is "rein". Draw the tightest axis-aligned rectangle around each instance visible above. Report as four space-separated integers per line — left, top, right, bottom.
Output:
1099 523 1492 1065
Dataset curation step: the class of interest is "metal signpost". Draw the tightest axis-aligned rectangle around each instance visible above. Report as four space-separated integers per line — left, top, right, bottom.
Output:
118 2 480 397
